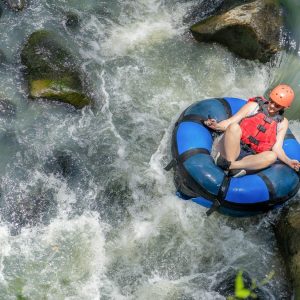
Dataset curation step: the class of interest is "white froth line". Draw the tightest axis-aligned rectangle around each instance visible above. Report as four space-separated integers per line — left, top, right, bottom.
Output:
99 70 127 159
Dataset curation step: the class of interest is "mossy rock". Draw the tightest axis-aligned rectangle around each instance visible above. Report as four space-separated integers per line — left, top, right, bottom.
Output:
30 79 90 108
190 0 282 62
21 30 92 108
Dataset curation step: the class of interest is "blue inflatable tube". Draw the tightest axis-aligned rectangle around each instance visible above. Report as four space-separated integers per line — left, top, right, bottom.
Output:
168 98 300 217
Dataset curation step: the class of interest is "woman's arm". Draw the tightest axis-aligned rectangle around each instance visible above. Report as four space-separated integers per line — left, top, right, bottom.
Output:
272 118 300 171
204 101 258 131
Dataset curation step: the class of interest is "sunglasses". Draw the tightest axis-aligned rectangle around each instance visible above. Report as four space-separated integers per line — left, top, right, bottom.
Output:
269 100 284 110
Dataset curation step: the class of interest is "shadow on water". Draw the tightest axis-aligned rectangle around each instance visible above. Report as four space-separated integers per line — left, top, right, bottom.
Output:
91 174 133 227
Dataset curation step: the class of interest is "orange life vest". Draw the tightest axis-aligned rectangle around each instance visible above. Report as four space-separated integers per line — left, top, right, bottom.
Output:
239 97 283 153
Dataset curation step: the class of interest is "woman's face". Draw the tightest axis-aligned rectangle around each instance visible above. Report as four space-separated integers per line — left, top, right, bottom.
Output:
267 99 284 115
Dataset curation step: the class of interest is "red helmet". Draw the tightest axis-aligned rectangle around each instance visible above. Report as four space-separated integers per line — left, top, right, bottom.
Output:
269 84 295 108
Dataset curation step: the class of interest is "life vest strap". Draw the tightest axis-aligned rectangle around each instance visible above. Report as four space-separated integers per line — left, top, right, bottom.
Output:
248 136 259 146
263 116 273 124
257 124 266 133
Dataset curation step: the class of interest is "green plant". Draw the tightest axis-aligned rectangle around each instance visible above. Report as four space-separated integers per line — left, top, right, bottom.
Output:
227 270 275 300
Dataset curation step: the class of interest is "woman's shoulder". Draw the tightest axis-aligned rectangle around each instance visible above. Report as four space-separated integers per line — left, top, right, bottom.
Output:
277 117 288 131
245 101 259 116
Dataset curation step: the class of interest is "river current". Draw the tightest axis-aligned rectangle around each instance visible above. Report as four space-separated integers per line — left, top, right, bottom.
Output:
0 0 299 299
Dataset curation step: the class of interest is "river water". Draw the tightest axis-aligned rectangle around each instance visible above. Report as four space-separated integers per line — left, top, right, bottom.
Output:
0 0 298 299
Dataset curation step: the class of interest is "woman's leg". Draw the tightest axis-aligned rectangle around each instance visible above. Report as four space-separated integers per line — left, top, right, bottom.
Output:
218 123 242 161
229 151 277 170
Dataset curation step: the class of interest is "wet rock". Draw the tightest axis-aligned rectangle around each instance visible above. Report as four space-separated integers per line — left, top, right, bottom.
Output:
21 30 92 108
6 0 25 11
65 12 80 29
274 202 300 299
190 0 282 62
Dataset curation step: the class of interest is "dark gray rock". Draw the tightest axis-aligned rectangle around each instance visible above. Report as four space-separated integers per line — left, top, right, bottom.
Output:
274 202 300 299
190 0 282 62
6 0 25 11
21 30 92 108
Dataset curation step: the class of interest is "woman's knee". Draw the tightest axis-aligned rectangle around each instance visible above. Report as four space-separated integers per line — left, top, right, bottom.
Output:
265 151 277 164
227 123 242 135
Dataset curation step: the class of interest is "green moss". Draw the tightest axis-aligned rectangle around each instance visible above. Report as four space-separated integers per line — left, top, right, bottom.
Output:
29 79 91 109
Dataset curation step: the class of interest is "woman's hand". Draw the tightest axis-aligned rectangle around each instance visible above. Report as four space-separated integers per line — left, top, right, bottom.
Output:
288 159 300 172
204 118 218 130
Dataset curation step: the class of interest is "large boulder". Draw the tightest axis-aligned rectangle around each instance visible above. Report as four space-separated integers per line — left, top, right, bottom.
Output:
21 30 92 108
274 203 300 299
190 0 282 62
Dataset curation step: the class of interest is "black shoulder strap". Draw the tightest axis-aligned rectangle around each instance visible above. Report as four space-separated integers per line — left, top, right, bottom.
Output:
256 97 284 123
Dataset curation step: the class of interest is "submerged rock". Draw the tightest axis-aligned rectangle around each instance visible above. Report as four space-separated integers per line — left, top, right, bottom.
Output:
21 30 92 108
65 12 80 29
92 176 132 226
44 150 79 180
0 99 16 118
6 0 25 11
275 203 300 299
190 0 282 62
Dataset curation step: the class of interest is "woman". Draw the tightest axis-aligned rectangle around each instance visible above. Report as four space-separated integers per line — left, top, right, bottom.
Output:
204 84 300 177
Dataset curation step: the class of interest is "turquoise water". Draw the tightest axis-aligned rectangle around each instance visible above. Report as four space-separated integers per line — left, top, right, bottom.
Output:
0 0 298 299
